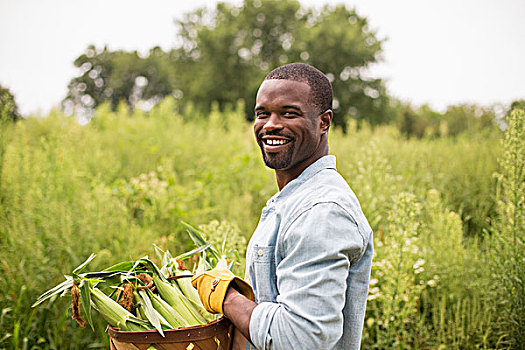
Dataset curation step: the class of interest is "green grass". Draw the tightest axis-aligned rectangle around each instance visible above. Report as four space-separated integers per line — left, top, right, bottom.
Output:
0 99 521 349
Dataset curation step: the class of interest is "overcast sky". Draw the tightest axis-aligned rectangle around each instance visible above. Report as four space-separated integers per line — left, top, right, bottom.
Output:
1 0 524 116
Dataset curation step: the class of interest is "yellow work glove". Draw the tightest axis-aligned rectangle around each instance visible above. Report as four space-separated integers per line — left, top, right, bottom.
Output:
191 268 255 314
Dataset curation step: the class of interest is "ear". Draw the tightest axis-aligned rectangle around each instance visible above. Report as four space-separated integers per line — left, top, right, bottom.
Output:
319 110 333 134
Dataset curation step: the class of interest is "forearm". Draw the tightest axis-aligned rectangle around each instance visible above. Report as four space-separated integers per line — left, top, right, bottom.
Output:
223 287 257 341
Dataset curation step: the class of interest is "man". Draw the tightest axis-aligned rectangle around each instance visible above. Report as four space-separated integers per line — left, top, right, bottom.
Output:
193 63 373 349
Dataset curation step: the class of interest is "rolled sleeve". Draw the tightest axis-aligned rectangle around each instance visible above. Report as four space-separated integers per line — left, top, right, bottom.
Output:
249 202 365 350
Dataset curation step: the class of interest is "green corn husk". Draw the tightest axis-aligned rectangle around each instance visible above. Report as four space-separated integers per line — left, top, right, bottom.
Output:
173 271 198 302
154 310 175 330
173 269 218 322
33 221 241 337
90 287 151 332
136 300 148 320
135 290 177 335
154 246 218 323
153 275 206 326
137 289 165 335
135 305 174 330
147 289 190 329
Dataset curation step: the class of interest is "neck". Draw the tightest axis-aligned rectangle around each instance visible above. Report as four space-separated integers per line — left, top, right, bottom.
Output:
275 144 329 191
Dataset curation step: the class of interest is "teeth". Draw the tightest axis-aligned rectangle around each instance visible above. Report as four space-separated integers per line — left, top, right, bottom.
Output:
266 139 288 145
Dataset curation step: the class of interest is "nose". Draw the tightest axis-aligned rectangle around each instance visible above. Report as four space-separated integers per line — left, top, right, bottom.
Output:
262 113 283 132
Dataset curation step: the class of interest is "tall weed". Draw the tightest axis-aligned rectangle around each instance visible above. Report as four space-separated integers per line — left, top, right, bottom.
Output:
488 109 524 349
0 101 505 349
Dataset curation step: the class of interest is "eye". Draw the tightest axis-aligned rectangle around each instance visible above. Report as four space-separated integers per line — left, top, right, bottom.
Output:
283 111 299 118
255 111 270 119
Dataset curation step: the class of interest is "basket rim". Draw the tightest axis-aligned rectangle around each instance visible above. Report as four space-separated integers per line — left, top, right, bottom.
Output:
108 316 232 343
109 273 234 343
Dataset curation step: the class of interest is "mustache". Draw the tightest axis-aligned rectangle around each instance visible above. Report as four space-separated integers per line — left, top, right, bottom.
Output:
257 131 295 141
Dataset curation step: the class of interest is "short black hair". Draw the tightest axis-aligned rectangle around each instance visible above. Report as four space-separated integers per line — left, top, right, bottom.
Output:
264 63 333 114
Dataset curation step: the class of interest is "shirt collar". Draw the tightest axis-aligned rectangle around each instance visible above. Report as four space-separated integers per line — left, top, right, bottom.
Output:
266 155 337 206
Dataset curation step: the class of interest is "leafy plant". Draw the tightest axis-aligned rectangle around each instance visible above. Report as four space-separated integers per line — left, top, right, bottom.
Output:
0 100 508 349
488 108 524 348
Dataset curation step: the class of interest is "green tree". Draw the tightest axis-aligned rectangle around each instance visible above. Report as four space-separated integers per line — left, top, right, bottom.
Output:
394 100 498 139
64 45 176 114
173 0 389 127
302 5 388 126
64 1 389 127
509 99 525 112
398 104 429 138
0 84 19 209
442 104 496 137
172 0 305 118
0 84 20 122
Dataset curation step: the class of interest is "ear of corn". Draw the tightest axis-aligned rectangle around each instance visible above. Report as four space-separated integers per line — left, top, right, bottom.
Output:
173 270 218 322
137 289 165 336
137 256 207 326
156 246 219 323
135 298 148 320
153 276 206 325
90 287 151 332
134 292 173 330
172 270 199 304
146 289 190 328
33 221 243 336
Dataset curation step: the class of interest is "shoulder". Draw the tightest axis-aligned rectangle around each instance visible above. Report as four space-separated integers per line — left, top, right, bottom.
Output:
278 168 372 255
278 201 368 262
286 168 368 227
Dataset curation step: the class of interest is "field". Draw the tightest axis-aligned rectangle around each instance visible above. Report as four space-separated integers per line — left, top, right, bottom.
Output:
0 99 523 349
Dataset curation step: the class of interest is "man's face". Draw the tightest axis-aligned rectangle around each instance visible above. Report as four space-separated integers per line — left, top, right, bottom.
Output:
254 79 324 172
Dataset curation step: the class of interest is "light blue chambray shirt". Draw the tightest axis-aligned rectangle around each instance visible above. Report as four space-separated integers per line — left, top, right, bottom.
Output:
245 155 373 350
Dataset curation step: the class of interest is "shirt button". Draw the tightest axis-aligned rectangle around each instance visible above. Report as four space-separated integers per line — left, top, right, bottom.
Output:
257 249 264 257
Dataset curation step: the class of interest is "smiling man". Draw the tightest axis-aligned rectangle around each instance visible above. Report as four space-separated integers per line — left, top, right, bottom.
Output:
193 63 373 350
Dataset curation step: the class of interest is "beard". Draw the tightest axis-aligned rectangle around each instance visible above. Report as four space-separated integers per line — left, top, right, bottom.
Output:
259 142 295 170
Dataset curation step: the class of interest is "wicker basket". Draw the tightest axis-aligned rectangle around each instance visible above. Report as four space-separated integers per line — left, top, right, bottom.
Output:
107 275 233 350
108 317 233 350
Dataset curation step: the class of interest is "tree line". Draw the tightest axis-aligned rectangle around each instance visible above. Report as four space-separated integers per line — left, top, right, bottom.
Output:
64 0 387 128
2 0 523 136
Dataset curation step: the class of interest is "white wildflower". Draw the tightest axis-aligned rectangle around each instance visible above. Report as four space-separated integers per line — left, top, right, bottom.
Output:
413 259 425 269
427 280 437 287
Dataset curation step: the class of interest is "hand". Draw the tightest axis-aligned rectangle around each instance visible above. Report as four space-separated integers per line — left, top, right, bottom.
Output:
191 268 254 314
